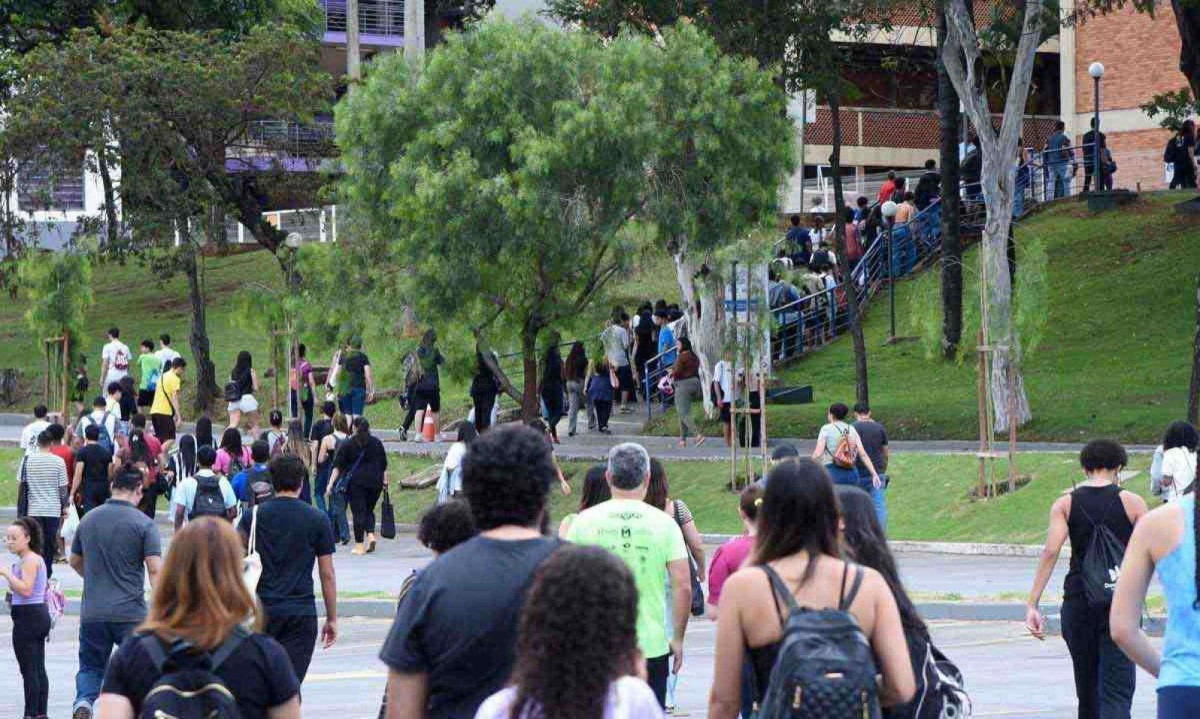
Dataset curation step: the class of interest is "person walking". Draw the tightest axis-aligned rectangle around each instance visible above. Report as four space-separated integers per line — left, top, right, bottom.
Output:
1082 117 1108 194
154 333 180 372
670 337 705 448
914 159 941 209
852 402 891 529
633 304 658 394
557 465 612 538
400 329 445 441
380 425 562 718
1167 120 1198 190
328 419 388 555
706 484 763 620
1158 421 1198 503
2 517 51 719
148 357 184 443
231 441 274 509
93 518 300 719
563 341 588 438
811 402 881 492
540 334 565 443
116 430 162 520
1025 440 1147 719
171 446 237 529
329 337 373 422
71 424 114 516
587 358 615 434
469 347 501 434
568 443 692 708
711 356 735 447
135 340 159 411
315 412 351 542
707 460 916 718
1112 448 1200 716
263 410 287 457
227 350 261 437
100 327 132 392
238 454 338 684
21 431 68 579
1046 120 1075 199
68 466 163 719
214 426 252 479
475 545 664 719
602 310 636 413
283 418 313 503
290 343 317 438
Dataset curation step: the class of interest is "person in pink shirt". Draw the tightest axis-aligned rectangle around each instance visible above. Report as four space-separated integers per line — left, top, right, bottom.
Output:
214 427 252 477
706 484 763 618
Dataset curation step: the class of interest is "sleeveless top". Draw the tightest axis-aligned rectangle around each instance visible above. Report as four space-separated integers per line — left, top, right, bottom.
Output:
1157 495 1200 688
1064 484 1133 600
11 555 47 606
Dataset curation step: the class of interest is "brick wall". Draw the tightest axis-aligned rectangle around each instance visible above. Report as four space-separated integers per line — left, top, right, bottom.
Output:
1107 127 1174 189
1075 2 1184 113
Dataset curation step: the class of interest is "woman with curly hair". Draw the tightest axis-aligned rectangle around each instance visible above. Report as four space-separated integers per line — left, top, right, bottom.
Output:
475 544 663 719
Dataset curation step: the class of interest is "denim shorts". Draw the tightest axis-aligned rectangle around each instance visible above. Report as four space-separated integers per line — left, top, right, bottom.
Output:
341 386 367 415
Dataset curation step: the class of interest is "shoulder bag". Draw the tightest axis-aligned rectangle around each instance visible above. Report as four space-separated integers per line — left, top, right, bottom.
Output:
244 505 262 594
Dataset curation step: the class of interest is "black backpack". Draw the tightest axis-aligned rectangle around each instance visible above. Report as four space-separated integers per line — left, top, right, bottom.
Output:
1076 489 1128 607
910 639 971 719
136 629 245 719
189 473 227 520
758 563 880 719
247 466 275 507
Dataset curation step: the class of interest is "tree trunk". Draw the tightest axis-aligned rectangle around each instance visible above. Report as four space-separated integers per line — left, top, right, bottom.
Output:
937 7 964 360
828 93 869 406
674 242 723 415
180 225 218 415
1189 274 1200 425
97 152 120 251
520 320 541 421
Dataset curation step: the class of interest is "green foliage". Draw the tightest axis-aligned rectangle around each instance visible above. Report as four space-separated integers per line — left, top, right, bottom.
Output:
1141 88 1200 131
18 248 94 363
1014 231 1048 357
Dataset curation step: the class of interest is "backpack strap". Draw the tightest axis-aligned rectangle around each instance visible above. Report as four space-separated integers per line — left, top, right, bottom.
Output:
139 633 171 673
761 565 800 619
838 564 866 612
208 628 248 672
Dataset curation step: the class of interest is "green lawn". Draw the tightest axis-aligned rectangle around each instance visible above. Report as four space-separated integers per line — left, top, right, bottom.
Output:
650 192 1200 443
1 446 1154 545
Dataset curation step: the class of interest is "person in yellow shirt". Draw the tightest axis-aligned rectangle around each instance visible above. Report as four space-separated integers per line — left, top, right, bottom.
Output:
150 357 186 442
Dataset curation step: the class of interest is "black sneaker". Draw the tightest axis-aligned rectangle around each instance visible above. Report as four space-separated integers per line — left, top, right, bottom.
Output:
73 705 92 719
399 427 408 442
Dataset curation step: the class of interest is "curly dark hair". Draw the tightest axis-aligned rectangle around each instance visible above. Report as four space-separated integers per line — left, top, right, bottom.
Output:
510 545 640 719
417 500 477 554
461 425 554 531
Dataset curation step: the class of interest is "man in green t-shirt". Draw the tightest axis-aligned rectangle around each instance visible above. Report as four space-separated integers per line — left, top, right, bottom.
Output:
135 339 161 410
566 442 690 709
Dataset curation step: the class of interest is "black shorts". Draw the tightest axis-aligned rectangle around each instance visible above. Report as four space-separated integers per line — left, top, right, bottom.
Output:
616 365 636 393
413 387 441 413
150 413 176 441
719 403 731 423
137 389 156 407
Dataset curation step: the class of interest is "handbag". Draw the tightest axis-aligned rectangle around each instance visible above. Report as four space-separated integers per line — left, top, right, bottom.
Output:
243 505 262 594
16 457 29 517
223 381 242 402
332 447 366 497
380 492 396 539
673 501 705 617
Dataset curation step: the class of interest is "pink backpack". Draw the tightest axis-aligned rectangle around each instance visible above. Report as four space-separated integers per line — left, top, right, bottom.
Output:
45 578 66 630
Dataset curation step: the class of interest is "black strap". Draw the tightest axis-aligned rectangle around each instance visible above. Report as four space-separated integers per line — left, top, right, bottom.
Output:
761 565 800 619
140 628 247 674
140 633 170 673
839 564 866 611
1073 487 1123 529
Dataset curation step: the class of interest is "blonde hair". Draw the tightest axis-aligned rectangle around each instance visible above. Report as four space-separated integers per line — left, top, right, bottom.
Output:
285 419 311 470
139 517 260 650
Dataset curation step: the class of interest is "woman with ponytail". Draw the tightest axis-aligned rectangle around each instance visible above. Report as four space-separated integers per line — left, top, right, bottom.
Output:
1113 446 1200 717
328 418 389 555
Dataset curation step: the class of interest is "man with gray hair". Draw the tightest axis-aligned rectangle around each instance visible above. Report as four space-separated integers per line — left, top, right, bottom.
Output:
566 442 691 708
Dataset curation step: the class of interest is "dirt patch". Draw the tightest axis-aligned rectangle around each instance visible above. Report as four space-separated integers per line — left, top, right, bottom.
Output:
969 474 1033 500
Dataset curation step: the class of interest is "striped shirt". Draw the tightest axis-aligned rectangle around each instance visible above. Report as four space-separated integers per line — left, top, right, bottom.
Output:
22 451 68 518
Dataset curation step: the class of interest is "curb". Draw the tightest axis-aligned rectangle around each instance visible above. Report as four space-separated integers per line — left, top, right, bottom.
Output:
699 533 1053 557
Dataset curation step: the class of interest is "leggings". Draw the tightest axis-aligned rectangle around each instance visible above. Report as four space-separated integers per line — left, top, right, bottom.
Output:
349 483 383 543
674 376 703 439
12 603 50 717
31 516 58 581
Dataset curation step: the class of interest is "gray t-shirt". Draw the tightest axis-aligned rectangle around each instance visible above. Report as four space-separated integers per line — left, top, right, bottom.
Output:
817 421 855 465
70 499 161 623
853 419 888 474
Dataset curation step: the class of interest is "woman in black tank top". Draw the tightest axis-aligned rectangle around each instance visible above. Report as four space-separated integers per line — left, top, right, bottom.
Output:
1025 440 1148 719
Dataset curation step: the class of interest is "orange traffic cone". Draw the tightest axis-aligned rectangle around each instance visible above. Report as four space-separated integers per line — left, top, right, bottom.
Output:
422 405 437 442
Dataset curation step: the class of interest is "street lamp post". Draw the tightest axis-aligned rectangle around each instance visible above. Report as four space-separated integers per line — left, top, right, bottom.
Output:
881 200 899 343
1088 62 1105 193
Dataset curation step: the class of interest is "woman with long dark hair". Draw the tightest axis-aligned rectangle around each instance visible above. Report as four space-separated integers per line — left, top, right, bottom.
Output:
1159 420 1199 503
329 418 389 555
228 350 261 437
564 342 588 438
836 485 934 719
316 413 351 544
195 415 214 449
214 426 252 478
2 517 50 719
541 334 565 443
475 545 662 719
437 421 478 504
708 459 914 718
469 348 500 434
95 518 300 718
558 465 612 538
118 430 159 519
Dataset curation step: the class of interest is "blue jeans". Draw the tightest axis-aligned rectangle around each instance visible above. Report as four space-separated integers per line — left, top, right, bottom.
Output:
871 475 888 530
1051 164 1071 199
1159 686 1200 718
75 620 139 709
328 489 350 543
314 463 331 514
341 387 366 416
825 463 863 489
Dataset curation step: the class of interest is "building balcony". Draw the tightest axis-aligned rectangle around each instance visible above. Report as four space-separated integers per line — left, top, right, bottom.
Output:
320 0 405 47
226 119 339 173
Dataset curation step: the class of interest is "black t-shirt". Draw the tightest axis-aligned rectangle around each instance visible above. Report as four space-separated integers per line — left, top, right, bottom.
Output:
309 418 332 447
333 435 389 488
238 497 335 617
101 631 299 719
379 536 562 719
76 443 114 499
853 419 888 474
340 351 371 390
233 367 254 397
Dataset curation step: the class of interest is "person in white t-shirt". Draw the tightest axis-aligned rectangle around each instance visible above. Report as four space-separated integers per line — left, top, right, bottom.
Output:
20 405 52 457
1159 421 1199 503
155 333 181 372
100 327 132 388
711 359 735 447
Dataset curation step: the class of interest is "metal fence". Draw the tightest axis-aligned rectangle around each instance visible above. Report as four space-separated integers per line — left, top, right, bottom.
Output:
321 0 404 36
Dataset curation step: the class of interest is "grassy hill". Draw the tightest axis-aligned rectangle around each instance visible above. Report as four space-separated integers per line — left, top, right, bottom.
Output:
0 245 679 427
722 191 1199 444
